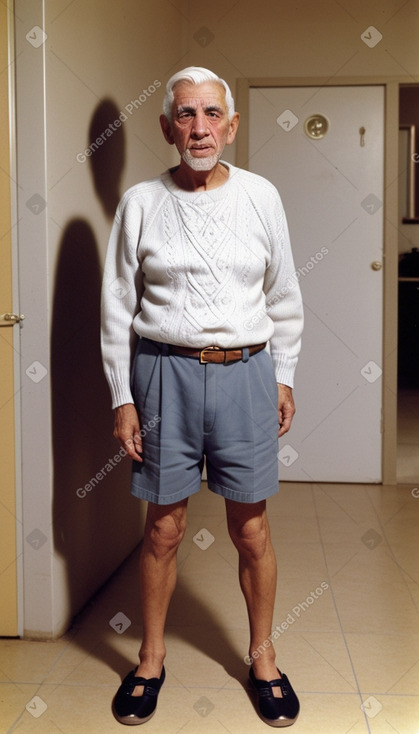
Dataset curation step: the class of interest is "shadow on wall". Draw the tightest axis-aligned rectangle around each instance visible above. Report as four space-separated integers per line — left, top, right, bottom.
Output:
88 98 126 219
51 99 142 635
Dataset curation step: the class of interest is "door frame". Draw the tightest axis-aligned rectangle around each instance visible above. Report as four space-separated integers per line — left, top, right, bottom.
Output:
236 76 400 485
9 1 23 638
1 0 23 636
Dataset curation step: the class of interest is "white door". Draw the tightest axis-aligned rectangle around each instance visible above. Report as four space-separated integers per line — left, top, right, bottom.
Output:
249 86 384 482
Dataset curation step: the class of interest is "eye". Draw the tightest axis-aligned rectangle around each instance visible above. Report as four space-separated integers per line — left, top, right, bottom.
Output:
177 109 195 120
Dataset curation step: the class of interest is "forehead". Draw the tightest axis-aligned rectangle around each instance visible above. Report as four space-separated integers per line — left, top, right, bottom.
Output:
172 81 227 109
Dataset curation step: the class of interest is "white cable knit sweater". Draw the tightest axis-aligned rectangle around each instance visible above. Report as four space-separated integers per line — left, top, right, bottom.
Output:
101 162 303 408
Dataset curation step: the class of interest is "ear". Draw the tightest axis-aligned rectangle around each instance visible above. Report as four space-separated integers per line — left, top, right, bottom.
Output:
226 112 240 146
160 114 175 145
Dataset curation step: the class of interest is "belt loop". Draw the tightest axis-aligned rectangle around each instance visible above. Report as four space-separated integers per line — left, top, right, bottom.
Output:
241 347 249 363
161 343 169 356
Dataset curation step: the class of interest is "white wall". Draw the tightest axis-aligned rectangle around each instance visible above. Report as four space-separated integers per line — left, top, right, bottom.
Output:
16 0 183 639
180 0 419 183
180 0 419 78
15 0 419 637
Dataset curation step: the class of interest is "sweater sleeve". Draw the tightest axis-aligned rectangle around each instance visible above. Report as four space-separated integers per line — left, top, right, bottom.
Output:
101 198 142 409
263 190 304 388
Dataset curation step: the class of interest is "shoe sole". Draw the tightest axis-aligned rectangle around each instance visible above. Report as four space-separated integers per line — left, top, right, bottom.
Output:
112 702 156 726
259 712 299 728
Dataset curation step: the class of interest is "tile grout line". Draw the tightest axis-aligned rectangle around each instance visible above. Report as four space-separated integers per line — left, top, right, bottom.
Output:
364 487 419 616
311 483 373 734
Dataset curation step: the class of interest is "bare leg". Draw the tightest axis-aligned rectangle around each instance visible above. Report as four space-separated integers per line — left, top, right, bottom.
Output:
133 498 188 695
225 499 282 697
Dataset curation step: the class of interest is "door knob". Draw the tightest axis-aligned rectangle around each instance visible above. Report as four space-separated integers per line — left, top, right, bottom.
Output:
371 261 382 271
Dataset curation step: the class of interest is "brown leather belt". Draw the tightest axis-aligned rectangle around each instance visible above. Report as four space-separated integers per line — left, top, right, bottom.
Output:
169 342 266 364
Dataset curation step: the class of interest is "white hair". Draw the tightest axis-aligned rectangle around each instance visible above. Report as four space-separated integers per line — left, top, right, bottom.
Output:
162 66 235 121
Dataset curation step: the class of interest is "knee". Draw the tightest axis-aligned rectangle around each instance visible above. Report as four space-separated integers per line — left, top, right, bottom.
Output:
228 514 270 561
147 513 187 558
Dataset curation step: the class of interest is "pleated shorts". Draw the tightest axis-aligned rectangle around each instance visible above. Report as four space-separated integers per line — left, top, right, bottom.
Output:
130 338 279 505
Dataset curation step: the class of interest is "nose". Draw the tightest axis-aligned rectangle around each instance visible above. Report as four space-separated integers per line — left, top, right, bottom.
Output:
191 109 209 138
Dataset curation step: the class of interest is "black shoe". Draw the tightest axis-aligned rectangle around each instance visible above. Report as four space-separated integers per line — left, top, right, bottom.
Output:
249 666 299 727
112 666 165 725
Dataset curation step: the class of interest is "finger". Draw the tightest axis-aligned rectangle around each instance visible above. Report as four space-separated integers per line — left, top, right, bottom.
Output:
132 431 142 446
277 407 293 437
278 418 288 436
123 436 143 463
278 420 291 437
133 432 143 457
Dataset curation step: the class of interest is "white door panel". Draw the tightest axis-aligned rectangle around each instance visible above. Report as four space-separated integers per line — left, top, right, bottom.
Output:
249 86 384 482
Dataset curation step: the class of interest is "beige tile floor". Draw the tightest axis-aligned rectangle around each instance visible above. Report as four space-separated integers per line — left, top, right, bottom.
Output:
1 481 419 734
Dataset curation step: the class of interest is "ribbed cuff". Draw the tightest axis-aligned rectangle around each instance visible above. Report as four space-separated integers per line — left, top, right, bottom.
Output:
107 372 134 409
273 354 298 389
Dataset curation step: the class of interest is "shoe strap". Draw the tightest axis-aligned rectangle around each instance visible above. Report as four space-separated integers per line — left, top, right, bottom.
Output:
126 668 164 693
271 674 291 696
252 669 290 697
258 681 282 697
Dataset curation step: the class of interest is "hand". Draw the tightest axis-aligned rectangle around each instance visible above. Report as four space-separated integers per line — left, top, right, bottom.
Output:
113 403 143 463
277 384 296 437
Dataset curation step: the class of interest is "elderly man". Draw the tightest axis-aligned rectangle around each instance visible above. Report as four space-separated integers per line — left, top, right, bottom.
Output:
101 66 303 728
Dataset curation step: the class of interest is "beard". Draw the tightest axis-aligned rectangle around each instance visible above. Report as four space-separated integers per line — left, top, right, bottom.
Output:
181 149 221 171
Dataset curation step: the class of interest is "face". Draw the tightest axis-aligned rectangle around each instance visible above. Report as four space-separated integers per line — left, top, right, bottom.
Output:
160 81 239 171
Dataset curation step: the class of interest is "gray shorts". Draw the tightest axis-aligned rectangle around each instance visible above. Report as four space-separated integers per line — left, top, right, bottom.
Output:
130 338 279 505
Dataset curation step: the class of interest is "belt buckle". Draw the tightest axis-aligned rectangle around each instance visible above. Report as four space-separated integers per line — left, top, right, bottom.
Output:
199 346 223 364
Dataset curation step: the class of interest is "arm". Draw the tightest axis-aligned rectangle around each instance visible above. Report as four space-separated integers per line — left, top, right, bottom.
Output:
101 196 143 409
101 196 144 462
263 194 304 389
263 190 303 434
